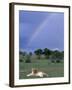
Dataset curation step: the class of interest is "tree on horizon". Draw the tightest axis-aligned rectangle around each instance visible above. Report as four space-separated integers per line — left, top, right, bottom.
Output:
34 49 43 59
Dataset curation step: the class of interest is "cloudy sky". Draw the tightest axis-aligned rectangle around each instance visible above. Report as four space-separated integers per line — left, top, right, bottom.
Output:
19 10 64 52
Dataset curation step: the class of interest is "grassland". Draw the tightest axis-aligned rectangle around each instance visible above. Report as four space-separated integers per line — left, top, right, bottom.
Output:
19 55 64 79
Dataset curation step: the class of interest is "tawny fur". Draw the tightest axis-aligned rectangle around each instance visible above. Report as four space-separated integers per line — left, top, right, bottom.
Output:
27 68 48 77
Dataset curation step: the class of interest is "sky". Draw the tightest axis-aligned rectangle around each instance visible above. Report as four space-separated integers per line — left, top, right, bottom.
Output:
19 10 64 52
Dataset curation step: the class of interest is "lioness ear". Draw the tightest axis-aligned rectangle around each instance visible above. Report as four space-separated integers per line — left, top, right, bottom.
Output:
32 68 34 70
32 68 35 71
32 68 35 70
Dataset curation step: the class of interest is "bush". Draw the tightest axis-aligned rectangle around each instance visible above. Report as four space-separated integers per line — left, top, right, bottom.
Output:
56 60 61 63
20 59 23 62
51 60 55 63
25 55 31 63
25 59 31 63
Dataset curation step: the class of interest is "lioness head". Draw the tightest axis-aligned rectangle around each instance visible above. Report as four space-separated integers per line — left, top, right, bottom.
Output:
32 68 38 74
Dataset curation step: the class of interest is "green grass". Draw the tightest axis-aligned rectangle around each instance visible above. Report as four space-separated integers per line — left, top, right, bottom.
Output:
19 56 64 79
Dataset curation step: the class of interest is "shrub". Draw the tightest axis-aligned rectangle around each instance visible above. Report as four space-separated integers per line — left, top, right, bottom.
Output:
25 59 31 63
25 55 31 63
56 60 61 63
51 60 55 63
20 59 23 62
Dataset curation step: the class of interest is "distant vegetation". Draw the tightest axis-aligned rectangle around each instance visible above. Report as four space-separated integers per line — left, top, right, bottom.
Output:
19 48 64 79
19 48 64 63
